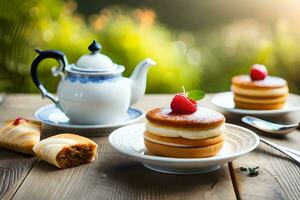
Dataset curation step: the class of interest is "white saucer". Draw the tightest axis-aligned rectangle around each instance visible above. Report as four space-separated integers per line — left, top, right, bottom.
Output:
109 123 259 174
212 92 300 116
35 104 145 136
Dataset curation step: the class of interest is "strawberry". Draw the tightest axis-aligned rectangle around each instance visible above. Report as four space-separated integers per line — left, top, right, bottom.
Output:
13 117 28 126
189 98 197 105
170 93 197 114
250 64 268 81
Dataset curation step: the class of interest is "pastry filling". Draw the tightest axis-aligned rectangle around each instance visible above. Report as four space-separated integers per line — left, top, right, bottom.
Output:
145 122 224 139
56 144 95 168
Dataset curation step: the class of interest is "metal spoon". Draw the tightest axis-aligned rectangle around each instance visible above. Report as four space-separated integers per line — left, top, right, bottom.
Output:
242 116 299 135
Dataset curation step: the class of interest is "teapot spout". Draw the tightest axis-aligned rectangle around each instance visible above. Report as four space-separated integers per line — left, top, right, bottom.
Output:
129 58 156 104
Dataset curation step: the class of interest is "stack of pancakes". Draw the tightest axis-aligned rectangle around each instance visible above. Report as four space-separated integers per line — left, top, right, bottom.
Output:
144 108 225 158
231 75 289 110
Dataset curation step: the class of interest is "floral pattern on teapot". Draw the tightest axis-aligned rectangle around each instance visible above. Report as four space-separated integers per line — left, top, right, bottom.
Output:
65 74 120 84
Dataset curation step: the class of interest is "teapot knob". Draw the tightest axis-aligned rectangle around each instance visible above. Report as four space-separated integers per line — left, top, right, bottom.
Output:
88 40 102 54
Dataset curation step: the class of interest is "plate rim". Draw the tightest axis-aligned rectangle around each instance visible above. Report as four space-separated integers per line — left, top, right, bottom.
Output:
211 91 300 115
108 123 260 163
34 104 145 129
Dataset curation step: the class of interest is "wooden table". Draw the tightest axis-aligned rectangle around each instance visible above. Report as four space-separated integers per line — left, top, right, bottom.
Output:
1 94 300 200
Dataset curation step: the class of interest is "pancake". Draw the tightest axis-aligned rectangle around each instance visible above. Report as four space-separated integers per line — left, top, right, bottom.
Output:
231 85 288 98
144 139 223 158
231 75 289 110
232 75 287 89
231 84 288 98
146 107 225 129
234 101 285 110
234 94 287 105
144 107 225 158
144 131 224 147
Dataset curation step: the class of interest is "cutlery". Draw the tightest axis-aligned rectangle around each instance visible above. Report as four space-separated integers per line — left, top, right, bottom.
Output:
241 116 300 163
259 137 300 164
259 137 300 157
242 116 299 135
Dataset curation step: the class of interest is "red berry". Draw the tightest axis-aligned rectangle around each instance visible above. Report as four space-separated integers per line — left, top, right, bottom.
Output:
170 94 197 114
13 117 28 126
188 98 197 106
250 64 268 81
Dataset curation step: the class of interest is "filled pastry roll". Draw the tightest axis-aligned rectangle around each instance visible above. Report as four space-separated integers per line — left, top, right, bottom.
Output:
33 133 98 168
0 118 41 155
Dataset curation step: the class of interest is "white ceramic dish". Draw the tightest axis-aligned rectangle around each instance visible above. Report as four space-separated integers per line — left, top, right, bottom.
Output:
34 104 145 136
212 92 300 116
109 123 259 174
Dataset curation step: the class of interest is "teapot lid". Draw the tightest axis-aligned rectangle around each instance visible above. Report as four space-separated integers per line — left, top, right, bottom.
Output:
72 40 118 72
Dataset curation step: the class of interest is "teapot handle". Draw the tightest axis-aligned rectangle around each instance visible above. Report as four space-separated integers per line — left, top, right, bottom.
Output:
30 49 68 107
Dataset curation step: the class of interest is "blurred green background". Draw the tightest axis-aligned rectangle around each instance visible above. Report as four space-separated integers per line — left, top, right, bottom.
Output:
1 0 300 94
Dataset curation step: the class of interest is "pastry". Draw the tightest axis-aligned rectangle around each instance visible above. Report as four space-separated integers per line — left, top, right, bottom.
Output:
33 133 98 168
231 64 289 110
144 91 225 158
0 118 41 155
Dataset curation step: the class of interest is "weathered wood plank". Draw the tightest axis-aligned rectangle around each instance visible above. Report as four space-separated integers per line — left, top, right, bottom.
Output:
0 95 50 199
5 94 300 200
224 107 300 200
0 149 37 200
11 138 236 200
4 94 236 200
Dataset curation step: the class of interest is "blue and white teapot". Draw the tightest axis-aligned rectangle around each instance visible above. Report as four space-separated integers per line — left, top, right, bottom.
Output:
30 40 156 125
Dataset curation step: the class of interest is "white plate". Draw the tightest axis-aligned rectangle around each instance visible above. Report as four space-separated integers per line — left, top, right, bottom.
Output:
212 92 300 116
35 104 145 136
109 123 259 174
